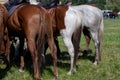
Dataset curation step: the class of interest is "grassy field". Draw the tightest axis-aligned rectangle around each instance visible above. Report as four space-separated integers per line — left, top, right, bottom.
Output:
0 18 120 80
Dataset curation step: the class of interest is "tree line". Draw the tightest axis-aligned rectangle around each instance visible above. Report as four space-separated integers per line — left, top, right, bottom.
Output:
37 0 120 12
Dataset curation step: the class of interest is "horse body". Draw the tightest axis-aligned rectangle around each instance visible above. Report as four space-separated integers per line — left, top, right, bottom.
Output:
71 5 104 66
72 5 103 30
7 4 57 80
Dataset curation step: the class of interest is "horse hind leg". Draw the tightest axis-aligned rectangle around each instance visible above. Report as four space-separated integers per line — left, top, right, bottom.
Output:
4 30 10 69
72 26 82 73
47 37 58 80
83 28 91 56
90 31 100 65
27 38 40 80
62 35 75 75
18 38 25 72
98 19 104 61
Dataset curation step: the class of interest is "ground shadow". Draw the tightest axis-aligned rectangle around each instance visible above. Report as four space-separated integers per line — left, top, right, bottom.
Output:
0 49 95 79
0 56 10 79
78 49 95 63
0 68 9 79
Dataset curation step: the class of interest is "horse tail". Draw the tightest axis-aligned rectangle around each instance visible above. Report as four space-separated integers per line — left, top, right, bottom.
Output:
36 8 46 68
98 16 104 60
99 16 104 42
99 17 104 34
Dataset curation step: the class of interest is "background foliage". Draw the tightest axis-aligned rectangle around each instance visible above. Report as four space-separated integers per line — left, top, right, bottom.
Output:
37 0 120 12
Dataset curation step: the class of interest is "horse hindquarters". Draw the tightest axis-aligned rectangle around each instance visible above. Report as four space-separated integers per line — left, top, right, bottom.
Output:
75 5 104 65
62 8 82 74
90 17 104 65
72 26 82 70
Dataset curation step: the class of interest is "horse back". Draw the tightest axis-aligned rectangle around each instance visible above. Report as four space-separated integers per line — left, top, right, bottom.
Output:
8 4 45 32
7 4 24 31
7 4 53 38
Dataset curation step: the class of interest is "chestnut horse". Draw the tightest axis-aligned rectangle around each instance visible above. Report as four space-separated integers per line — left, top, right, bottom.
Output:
7 4 57 80
0 4 10 69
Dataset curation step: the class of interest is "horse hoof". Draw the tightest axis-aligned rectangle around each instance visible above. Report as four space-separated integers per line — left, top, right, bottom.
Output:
54 77 57 80
67 71 72 75
93 61 98 65
19 69 24 73
73 69 77 73
82 50 88 57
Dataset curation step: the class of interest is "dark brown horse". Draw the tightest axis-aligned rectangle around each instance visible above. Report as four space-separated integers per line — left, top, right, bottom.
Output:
7 4 57 80
0 4 10 68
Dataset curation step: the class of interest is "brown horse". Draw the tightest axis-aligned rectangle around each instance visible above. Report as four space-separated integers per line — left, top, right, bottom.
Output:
7 4 57 80
0 4 10 69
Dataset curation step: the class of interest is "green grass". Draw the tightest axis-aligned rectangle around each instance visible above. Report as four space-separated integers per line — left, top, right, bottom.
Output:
1 18 120 80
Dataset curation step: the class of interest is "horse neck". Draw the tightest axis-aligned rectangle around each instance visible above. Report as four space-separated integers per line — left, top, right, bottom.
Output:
29 0 39 5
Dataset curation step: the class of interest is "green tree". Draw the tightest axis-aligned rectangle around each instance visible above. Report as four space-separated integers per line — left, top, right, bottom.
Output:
105 0 120 12
36 0 120 11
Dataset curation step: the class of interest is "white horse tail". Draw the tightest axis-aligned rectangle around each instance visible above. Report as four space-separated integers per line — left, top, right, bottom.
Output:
99 16 104 41
100 17 104 34
98 16 104 60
